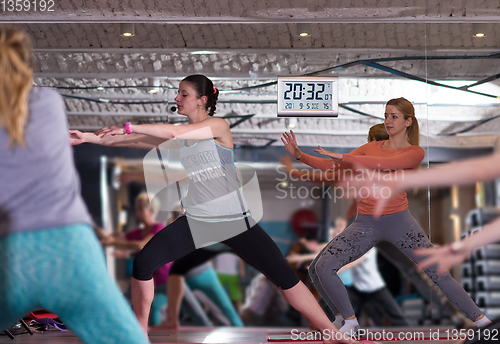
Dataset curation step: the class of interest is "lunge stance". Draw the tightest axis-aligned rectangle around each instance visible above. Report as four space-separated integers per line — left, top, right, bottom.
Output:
282 97 490 334
71 74 359 344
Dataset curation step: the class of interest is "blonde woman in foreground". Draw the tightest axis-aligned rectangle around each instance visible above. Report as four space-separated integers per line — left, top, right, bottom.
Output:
0 26 148 344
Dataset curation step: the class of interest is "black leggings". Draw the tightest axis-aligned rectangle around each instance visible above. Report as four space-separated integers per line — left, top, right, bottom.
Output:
133 216 299 290
170 247 227 275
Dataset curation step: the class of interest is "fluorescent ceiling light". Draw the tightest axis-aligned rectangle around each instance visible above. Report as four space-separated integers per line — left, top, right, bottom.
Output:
297 23 311 37
120 23 135 37
190 50 219 55
472 23 487 38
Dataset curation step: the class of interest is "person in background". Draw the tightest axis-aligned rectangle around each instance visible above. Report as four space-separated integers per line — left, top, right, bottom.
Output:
214 252 246 311
240 273 290 326
96 192 172 326
0 26 148 344
163 248 244 328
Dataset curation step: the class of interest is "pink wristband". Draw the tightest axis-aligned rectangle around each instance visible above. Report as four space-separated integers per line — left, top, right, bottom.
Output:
123 122 132 134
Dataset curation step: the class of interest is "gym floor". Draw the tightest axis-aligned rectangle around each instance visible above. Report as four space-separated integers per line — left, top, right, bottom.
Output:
1 326 465 343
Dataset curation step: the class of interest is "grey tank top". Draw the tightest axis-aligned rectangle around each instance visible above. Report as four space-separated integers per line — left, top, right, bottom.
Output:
179 139 249 221
0 88 91 236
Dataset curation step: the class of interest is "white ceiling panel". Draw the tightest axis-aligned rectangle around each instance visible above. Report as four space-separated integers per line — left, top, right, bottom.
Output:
2 1 500 149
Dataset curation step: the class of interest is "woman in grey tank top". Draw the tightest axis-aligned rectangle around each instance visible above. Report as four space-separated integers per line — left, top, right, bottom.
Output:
71 74 360 344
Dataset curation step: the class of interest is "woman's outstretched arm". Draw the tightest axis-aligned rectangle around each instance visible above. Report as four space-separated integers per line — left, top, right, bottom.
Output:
314 145 425 171
372 151 500 214
393 152 500 190
95 117 230 142
70 130 168 149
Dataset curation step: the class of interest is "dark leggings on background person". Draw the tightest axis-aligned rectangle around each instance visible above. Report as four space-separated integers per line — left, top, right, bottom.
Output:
133 215 299 290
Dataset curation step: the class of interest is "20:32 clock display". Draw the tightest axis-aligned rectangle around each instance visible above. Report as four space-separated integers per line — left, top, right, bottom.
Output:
277 76 338 117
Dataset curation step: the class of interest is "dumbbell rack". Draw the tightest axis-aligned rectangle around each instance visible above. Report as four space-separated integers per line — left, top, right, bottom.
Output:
461 207 500 320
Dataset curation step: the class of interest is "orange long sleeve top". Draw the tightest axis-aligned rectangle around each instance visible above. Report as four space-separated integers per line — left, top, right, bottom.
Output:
298 140 425 215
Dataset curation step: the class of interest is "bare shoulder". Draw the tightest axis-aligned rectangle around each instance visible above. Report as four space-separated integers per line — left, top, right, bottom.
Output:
204 117 233 147
206 117 230 128
206 117 231 137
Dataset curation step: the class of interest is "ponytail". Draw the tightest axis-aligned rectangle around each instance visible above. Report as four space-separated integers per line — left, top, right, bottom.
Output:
0 27 33 147
209 87 219 116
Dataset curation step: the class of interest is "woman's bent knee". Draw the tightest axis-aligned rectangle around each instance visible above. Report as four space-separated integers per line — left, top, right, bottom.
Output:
132 255 154 281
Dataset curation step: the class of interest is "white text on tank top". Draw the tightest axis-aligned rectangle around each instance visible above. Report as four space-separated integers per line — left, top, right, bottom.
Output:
179 139 248 220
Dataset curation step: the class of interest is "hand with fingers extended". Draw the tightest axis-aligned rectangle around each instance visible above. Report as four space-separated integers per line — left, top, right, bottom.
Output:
94 125 127 138
415 244 469 275
313 145 343 162
281 130 303 160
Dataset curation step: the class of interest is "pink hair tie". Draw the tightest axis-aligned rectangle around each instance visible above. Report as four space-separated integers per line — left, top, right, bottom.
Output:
213 87 217 94
123 122 132 134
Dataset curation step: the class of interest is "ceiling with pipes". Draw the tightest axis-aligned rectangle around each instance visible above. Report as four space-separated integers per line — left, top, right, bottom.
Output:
2 0 500 149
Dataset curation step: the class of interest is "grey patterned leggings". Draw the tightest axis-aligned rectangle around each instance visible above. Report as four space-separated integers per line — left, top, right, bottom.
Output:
309 209 482 321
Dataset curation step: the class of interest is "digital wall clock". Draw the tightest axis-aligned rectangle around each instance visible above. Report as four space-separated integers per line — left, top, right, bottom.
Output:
277 76 338 117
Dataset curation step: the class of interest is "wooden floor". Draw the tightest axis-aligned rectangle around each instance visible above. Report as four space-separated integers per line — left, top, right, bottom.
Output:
1 326 462 343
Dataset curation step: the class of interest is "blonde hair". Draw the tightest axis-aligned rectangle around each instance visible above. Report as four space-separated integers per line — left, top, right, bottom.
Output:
136 192 160 213
0 27 33 147
368 123 389 142
386 97 420 146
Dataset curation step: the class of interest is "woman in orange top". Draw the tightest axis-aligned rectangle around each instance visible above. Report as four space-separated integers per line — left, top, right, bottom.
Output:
282 97 490 334
281 123 389 223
